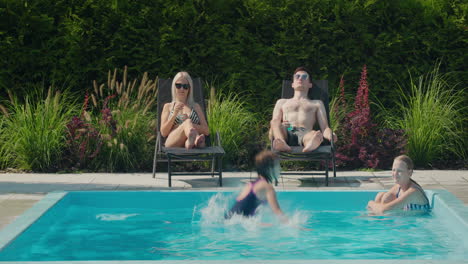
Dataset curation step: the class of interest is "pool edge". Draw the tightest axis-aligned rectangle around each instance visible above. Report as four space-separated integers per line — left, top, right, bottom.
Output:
430 189 468 232
0 191 68 251
0 190 467 263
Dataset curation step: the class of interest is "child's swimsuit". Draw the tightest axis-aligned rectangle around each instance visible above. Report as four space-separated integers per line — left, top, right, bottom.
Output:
396 180 431 212
169 103 200 125
226 179 265 218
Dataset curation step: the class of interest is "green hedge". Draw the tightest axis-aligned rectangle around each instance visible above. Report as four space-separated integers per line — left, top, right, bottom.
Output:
1 0 466 113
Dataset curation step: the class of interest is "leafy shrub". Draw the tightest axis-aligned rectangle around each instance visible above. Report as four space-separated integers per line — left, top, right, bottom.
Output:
1 0 465 117
336 65 407 169
0 88 78 171
62 93 102 170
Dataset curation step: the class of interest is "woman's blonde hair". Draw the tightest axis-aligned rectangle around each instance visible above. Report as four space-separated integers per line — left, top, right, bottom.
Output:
171 71 195 107
395 155 414 171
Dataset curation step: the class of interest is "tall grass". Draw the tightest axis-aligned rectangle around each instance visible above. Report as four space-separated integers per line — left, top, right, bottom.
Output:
0 88 78 171
383 64 466 167
207 86 260 167
94 108 156 172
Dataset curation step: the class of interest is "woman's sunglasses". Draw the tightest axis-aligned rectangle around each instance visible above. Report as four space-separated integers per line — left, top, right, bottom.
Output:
175 83 190 90
294 74 309 80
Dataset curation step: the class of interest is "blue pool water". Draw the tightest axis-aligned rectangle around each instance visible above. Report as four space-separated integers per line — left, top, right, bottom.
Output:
0 191 467 261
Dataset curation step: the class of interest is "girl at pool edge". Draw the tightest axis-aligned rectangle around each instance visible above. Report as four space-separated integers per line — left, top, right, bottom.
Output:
367 155 430 215
225 150 288 223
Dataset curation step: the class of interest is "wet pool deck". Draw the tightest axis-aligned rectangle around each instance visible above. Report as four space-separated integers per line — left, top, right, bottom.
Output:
0 170 467 231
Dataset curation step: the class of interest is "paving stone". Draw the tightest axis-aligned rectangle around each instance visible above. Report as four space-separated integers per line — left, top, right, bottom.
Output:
81 184 119 190
418 184 444 189
9 194 44 200
0 199 40 230
0 194 13 202
354 183 385 190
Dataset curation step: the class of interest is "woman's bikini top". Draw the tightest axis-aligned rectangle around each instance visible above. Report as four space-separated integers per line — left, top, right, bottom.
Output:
396 179 431 211
168 103 200 125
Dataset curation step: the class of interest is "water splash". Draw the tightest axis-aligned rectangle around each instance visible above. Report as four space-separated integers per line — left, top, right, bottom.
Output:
198 192 232 226
196 192 311 233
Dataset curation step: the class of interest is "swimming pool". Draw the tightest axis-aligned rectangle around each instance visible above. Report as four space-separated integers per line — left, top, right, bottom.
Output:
0 190 467 263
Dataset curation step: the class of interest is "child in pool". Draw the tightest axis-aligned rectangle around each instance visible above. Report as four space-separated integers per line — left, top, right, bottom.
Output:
225 150 288 223
367 155 430 215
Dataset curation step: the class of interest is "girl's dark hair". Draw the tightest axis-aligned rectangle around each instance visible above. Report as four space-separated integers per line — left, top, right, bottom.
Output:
255 150 279 183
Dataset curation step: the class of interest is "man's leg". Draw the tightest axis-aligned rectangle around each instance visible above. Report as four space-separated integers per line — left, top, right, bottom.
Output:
302 130 323 152
270 119 291 152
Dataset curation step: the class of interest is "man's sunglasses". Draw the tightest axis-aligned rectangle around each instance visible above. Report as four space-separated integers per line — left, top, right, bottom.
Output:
175 83 190 90
294 74 309 80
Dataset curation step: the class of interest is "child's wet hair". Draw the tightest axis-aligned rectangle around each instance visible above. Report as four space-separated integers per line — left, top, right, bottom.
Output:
255 150 279 183
395 155 414 171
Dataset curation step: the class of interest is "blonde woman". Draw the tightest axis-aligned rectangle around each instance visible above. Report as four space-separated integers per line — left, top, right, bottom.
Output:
160 72 209 149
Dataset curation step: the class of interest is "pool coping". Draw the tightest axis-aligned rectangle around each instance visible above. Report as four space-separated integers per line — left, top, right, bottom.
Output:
0 189 467 263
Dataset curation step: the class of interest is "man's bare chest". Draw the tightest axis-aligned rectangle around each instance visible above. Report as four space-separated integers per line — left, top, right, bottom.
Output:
282 100 317 114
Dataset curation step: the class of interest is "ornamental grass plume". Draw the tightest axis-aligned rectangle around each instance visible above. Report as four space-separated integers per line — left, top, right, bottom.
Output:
63 66 158 172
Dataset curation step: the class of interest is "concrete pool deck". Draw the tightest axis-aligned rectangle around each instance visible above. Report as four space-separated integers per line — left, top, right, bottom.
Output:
0 170 467 231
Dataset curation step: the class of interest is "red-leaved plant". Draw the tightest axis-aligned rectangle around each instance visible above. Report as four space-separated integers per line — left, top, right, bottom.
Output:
63 92 103 170
335 65 407 169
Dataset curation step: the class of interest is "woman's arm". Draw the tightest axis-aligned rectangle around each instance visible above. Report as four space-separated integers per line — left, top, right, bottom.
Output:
192 104 210 135
160 103 177 137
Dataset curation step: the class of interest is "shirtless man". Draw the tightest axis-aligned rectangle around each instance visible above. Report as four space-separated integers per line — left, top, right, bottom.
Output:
270 67 336 152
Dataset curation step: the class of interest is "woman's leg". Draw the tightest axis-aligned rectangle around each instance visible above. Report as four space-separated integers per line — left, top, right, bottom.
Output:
165 125 188 147
165 119 201 149
195 134 206 148
179 119 198 149
185 128 198 149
